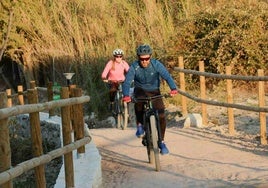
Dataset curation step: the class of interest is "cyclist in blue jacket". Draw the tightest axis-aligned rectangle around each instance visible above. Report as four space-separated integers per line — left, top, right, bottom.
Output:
122 44 178 155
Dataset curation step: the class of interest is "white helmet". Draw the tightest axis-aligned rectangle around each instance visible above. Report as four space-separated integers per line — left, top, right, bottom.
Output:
113 48 124 56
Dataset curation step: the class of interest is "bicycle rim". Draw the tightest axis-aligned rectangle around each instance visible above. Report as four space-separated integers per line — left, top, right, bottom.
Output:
145 122 154 164
150 115 160 171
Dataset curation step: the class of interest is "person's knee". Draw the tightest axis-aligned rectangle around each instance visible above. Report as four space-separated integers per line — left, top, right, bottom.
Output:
158 110 165 118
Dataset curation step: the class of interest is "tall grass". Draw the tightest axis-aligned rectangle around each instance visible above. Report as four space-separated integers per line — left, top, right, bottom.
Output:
0 0 267 117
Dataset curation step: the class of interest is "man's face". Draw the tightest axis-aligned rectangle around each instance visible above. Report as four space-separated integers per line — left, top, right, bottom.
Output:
139 55 151 68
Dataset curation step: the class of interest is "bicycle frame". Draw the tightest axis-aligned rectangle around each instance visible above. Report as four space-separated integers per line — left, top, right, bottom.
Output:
143 99 162 145
132 95 164 171
104 80 128 130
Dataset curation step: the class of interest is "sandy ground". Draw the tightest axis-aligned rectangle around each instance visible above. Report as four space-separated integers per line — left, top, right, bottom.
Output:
89 93 268 188
90 126 268 188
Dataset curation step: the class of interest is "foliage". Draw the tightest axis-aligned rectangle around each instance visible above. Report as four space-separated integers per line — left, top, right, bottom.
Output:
0 0 267 116
174 1 268 76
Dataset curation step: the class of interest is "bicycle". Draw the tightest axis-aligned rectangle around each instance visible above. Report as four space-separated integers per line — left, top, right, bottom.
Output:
132 94 168 172
104 80 128 130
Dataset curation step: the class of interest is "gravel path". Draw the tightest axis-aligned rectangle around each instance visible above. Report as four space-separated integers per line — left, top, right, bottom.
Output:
89 125 268 188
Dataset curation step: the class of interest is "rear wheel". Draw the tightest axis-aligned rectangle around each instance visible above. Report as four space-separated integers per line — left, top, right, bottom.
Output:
150 115 160 171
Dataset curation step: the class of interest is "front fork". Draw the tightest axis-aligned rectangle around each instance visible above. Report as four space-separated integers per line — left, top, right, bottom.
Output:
154 110 162 146
115 91 122 114
144 109 162 146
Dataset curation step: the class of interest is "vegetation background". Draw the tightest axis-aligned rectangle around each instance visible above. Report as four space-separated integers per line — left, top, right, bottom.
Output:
0 0 267 118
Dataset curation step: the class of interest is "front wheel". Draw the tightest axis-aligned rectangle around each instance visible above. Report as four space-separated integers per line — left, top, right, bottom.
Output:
117 113 124 129
150 115 160 171
122 102 128 130
116 100 126 129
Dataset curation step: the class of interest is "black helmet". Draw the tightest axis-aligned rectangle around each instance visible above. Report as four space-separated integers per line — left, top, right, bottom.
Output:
136 44 152 56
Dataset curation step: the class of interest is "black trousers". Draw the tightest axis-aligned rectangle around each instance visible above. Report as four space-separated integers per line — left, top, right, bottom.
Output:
134 87 166 141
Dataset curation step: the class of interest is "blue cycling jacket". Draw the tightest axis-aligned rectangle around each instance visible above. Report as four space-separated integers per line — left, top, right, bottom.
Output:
122 59 177 96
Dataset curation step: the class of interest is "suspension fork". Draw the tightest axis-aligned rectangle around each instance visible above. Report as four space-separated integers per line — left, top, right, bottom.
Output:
154 110 162 144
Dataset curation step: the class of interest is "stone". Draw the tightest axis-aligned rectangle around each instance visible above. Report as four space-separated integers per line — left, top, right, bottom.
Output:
183 113 203 128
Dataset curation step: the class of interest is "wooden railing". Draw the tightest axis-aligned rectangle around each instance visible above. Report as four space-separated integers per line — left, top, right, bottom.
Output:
0 83 90 188
174 56 268 144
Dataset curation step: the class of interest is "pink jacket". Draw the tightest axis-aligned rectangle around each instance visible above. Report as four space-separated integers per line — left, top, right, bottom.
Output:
101 60 129 81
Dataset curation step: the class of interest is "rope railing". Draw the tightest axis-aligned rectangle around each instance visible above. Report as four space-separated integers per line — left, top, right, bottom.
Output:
174 68 268 81
175 56 267 144
178 89 268 113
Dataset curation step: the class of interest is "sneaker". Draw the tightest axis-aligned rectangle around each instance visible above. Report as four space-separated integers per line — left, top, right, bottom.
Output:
136 125 144 138
159 142 169 155
141 136 147 146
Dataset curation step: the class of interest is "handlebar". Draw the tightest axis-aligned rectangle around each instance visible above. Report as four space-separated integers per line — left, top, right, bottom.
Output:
103 79 124 84
131 93 170 103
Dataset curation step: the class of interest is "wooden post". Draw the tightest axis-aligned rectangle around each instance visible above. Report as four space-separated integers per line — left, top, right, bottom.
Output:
258 69 267 145
178 56 187 116
60 87 75 187
71 88 85 156
27 89 46 188
6 89 12 107
0 92 12 188
30 81 36 89
17 85 24 105
69 85 77 131
47 82 55 117
226 66 235 135
199 61 207 126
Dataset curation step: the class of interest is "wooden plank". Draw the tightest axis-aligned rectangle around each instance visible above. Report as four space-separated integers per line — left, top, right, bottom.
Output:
178 56 187 116
258 69 267 145
27 89 46 188
226 66 235 135
199 61 207 126
61 87 74 187
0 92 12 188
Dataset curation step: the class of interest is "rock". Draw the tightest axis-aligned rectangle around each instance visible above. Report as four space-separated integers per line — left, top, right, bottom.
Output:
106 116 116 127
183 113 203 128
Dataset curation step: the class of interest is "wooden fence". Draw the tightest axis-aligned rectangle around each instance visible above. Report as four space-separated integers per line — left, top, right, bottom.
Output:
175 56 268 145
0 82 90 188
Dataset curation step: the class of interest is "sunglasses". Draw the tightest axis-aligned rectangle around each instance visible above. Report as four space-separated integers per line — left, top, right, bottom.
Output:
114 55 122 58
139 57 150 61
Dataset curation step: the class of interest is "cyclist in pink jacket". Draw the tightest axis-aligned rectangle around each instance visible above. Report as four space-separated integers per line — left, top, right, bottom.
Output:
102 49 129 110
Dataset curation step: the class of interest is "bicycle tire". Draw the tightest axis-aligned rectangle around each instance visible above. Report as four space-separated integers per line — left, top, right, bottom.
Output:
150 115 160 171
117 113 124 129
117 99 126 129
122 102 128 130
113 98 120 129
145 124 154 165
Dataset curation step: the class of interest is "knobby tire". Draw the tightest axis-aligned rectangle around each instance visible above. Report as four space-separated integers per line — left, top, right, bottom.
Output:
150 115 160 171
116 99 127 130
122 102 128 130
145 122 154 165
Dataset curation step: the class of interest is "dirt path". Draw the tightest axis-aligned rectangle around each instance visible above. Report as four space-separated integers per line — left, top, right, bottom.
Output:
90 126 268 188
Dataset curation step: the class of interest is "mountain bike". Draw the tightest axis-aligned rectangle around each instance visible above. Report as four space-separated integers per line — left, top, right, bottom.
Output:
104 80 128 130
132 94 167 172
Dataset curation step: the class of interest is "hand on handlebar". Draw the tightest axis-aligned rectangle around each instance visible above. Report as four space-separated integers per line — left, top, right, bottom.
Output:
103 79 124 83
169 89 178 97
123 96 131 103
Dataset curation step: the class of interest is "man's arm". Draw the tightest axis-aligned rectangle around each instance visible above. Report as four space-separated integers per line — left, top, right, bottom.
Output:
156 61 177 90
122 65 135 96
